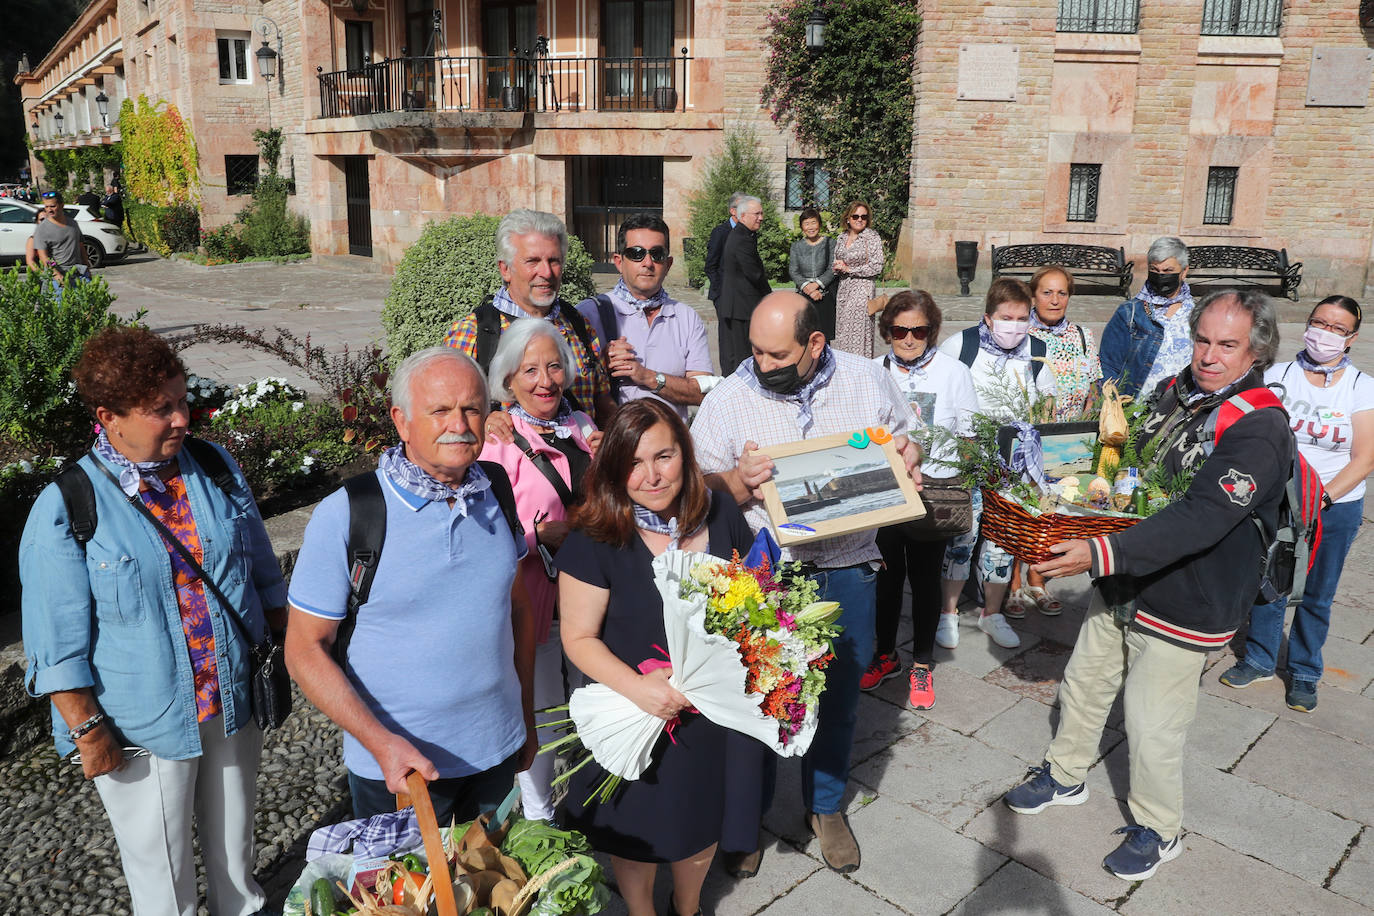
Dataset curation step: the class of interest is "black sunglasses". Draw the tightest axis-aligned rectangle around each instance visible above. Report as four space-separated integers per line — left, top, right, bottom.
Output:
622 245 670 264
890 324 930 341
41 191 57 199
850 213 869 221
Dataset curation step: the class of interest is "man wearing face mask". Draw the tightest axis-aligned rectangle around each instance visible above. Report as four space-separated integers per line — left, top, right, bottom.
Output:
1098 237 1196 400
693 291 923 876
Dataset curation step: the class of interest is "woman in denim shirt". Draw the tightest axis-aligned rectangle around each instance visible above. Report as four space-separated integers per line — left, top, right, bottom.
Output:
1098 237 1196 400
21 327 286 916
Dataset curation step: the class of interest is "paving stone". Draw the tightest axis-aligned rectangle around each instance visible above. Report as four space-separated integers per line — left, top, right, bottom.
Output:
1232 718 1374 826
1180 758 1360 883
930 615 1042 678
1183 690 1276 770
1329 825 1374 909
850 692 925 766
754 867 909 916
760 757 870 845
810 795 1005 914
974 696 1124 766
850 722 1028 830
947 860 1117 915
1122 832 1370 916
1319 634 1374 694
984 639 1076 705
1008 599 1091 648
961 783 1140 905
696 830 823 916
869 661 1019 737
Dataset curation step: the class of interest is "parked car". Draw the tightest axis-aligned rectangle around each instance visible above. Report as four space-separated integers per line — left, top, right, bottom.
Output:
0 199 129 268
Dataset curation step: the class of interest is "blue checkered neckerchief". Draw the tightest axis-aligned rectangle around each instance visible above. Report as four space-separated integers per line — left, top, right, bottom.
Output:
1136 282 1194 319
608 278 671 314
633 490 711 550
1295 348 1351 386
492 285 565 322
511 401 576 439
734 345 837 436
93 429 175 496
1178 370 1248 407
305 808 421 861
976 320 1030 371
379 444 491 513
1029 311 1070 335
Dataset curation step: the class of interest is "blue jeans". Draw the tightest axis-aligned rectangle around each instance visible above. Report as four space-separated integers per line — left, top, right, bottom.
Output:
1243 498 1363 685
802 564 877 815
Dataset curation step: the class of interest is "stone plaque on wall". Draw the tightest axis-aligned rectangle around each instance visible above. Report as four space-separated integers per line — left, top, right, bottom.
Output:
957 44 1019 102
1306 48 1373 107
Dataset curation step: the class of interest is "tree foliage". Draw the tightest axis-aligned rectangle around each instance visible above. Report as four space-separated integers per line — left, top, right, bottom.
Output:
684 126 794 289
761 0 921 243
119 95 199 204
382 214 596 361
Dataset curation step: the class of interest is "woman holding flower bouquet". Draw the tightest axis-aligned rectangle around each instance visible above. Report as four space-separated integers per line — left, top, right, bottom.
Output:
558 399 761 916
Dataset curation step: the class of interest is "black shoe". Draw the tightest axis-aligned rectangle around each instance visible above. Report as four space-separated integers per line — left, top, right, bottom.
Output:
722 847 763 878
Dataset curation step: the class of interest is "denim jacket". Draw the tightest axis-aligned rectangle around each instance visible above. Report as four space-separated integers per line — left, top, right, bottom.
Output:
21 443 287 759
1098 297 1163 399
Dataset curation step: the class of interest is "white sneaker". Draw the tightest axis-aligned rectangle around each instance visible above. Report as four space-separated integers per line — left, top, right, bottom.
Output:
979 612 1021 649
936 614 960 649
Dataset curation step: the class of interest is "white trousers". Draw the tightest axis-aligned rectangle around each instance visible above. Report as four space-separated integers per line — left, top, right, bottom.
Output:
517 620 574 821
95 719 266 916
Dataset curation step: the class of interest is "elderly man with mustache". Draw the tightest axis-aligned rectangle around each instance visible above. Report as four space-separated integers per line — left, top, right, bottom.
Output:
286 348 538 824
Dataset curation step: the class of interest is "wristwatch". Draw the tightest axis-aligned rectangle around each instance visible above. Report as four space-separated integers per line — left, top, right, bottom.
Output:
653 372 668 393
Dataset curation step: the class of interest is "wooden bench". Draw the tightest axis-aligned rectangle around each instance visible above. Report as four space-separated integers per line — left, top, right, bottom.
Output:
1185 246 1303 301
990 243 1133 297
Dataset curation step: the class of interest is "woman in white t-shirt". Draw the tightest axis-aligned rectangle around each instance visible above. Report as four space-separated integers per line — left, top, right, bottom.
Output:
935 279 1058 651
1221 295 1374 713
862 291 979 710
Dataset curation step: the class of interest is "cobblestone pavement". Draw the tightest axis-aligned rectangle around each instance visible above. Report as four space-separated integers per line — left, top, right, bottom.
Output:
5 256 1372 915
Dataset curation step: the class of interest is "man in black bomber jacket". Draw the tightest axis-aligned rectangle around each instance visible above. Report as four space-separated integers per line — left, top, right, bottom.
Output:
1001 289 1293 882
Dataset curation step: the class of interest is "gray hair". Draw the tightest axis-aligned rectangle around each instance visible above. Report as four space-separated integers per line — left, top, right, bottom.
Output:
391 347 490 418
1189 288 1281 372
487 318 580 403
728 191 746 213
496 209 568 266
737 195 762 213
1147 236 1189 269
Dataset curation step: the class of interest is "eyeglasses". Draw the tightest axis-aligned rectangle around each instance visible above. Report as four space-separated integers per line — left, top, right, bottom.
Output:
890 324 930 341
621 245 670 264
849 213 869 222
41 191 56 199
1308 317 1355 338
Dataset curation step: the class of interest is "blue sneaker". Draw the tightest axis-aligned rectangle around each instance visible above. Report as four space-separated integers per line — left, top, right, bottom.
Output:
1286 679 1318 712
1219 661 1274 689
1004 762 1089 814
1103 825 1182 880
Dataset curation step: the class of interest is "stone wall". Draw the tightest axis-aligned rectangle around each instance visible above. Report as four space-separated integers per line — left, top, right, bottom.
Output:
897 0 1374 299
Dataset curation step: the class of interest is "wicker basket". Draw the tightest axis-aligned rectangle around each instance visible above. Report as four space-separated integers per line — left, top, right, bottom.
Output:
980 488 1139 565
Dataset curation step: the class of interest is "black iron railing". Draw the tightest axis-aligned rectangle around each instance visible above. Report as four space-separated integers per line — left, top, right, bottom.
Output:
1057 0 1140 34
317 51 691 118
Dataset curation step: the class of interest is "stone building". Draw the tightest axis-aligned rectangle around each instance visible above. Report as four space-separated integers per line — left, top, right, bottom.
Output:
895 0 1374 300
19 0 312 230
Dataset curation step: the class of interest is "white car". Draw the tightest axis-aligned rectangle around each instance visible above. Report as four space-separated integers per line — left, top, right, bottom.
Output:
0 199 129 268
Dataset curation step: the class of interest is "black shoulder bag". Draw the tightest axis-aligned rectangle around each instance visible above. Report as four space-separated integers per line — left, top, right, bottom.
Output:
88 455 291 731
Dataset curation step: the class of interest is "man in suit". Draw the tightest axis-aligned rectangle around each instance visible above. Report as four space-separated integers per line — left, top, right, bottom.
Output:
716 196 770 375
705 190 744 304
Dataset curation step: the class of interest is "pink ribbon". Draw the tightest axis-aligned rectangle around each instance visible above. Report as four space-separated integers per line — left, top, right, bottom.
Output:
637 644 697 744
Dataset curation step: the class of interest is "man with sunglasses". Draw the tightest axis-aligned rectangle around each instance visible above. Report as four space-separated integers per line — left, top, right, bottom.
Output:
33 190 92 286
576 213 712 421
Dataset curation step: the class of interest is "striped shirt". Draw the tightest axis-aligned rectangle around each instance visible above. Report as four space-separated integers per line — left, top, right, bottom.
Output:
692 348 915 567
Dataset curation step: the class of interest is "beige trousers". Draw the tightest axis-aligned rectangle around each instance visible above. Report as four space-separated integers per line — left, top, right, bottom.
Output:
1046 591 1207 841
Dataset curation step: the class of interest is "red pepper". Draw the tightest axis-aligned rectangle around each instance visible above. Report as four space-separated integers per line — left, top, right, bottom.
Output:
393 870 427 905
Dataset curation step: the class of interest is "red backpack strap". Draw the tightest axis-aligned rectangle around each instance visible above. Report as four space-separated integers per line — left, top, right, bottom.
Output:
1212 387 1285 443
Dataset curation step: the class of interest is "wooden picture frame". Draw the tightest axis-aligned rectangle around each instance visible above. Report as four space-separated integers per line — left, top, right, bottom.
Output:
997 421 1099 479
757 428 926 547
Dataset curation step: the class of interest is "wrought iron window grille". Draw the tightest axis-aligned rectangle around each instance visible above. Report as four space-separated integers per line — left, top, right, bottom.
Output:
1066 163 1101 223
1057 0 1140 34
1200 0 1282 36
1203 166 1238 225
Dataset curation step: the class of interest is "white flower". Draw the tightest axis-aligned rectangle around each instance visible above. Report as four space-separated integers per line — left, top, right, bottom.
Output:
292 401 304 412
18 459 33 473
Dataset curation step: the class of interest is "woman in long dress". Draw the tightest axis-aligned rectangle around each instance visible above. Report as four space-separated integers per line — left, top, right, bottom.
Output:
832 200 885 357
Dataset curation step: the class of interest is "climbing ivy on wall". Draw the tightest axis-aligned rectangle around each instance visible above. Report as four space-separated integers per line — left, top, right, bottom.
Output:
118 95 199 204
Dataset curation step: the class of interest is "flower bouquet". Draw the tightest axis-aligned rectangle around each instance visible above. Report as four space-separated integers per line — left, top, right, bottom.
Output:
541 540 842 804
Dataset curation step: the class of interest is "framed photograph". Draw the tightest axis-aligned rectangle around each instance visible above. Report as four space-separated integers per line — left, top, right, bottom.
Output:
997 422 1098 478
758 429 926 547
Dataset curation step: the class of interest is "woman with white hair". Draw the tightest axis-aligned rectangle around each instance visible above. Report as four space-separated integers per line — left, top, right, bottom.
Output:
1098 236 1196 400
481 318 602 820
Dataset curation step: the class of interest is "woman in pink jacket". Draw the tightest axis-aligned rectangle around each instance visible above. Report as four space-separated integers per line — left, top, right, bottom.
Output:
483 318 602 820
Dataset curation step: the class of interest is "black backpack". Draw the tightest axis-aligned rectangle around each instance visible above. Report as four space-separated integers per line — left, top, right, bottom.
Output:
472 296 604 414
332 460 523 660
56 437 238 545
956 325 1047 381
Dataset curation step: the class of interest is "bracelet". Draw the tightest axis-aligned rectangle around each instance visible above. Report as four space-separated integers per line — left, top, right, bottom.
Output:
67 712 106 742
1322 492 1334 510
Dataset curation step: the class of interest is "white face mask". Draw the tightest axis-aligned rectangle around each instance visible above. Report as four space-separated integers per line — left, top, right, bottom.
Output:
991 319 1029 351
1303 325 1349 364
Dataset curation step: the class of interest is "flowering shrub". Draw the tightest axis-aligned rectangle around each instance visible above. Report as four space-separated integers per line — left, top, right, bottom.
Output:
212 377 306 421
761 0 922 243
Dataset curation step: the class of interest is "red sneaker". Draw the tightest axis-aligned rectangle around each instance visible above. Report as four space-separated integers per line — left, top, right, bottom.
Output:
860 653 900 691
908 665 935 710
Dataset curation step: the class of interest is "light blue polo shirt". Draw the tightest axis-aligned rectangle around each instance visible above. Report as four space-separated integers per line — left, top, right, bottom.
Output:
288 469 528 780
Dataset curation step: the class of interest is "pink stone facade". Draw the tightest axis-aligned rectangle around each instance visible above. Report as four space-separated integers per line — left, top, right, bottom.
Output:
897 0 1374 301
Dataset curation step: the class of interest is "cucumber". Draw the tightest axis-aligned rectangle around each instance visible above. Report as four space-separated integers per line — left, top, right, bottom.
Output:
310 877 338 916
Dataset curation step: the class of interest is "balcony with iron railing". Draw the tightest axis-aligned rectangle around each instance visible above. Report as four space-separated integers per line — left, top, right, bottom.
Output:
316 49 692 120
